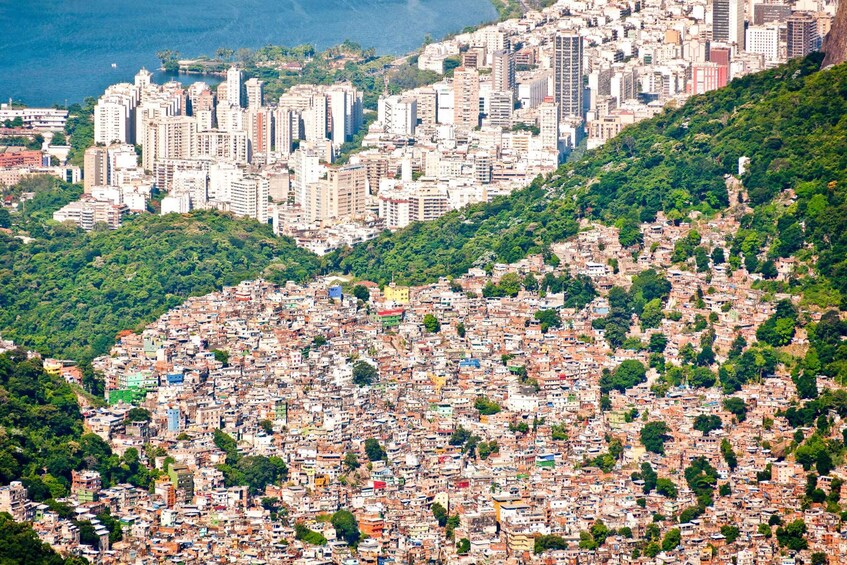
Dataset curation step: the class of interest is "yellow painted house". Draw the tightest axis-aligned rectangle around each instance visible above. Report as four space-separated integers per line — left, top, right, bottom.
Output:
383 282 410 304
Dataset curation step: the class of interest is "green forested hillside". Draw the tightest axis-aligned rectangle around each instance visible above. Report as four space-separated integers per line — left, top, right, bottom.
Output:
331 54 847 302
0 351 83 490
0 513 86 564
3 55 845 365
0 212 320 362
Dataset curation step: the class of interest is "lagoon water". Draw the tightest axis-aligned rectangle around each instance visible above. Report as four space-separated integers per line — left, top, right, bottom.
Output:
0 0 496 106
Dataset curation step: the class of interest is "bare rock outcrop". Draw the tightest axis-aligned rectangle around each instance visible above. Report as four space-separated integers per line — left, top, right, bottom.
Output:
823 0 847 67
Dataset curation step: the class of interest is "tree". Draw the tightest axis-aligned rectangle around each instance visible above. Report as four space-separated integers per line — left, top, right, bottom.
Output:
0 208 10 228
690 366 716 387
364 438 385 462
211 349 229 366
640 299 664 329
756 300 798 346
331 509 360 546
352 360 377 386
685 456 719 506
474 396 502 415
795 371 818 399
617 216 643 247
478 440 498 460
649 333 668 353
723 397 747 422
534 309 562 332
656 478 678 499
352 284 370 303
721 524 740 544
812 552 829 565
456 322 466 338
775 519 808 551
431 502 448 527
636 461 658 493
497 272 522 297
720 438 738 470
295 522 327 545
693 414 722 434
696 346 716 367
694 247 710 272
457 538 471 554
344 451 360 471
423 313 441 333
0 211 322 365
551 423 568 441
759 259 778 279
643 541 661 558
662 528 681 551
124 407 152 422
446 514 460 539
640 421 670 454
227 455 288 494
214 429 240 464
600 360 647 394
0 513 72 564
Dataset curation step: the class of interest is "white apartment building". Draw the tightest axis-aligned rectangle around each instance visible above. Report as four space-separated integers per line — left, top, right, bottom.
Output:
378 95 418 137
231 175 269 223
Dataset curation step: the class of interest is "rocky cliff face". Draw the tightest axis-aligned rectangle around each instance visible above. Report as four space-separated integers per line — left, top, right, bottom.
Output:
823 0 847 67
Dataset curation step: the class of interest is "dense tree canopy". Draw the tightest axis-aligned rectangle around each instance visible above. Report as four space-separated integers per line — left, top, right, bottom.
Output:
0 212 320 364
600 360 647 394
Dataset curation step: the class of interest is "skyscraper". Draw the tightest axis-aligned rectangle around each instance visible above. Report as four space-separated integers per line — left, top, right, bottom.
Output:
452 67 480 129
245 78 264 109
231 175 269 223
272 107 297 156
292 147 323 207
245 107 272 155
538 98 559 151
787 13 819 59
83 146 107 193
325 164 368 220
746 25 780 62
226 66 242 108
713 0 746 50
554 31 584 121
492 49 516 93
378 95 418 137
689 62 724 94
94 92 136 145
326 85 363 147
142 116 197 171
487 90 513 128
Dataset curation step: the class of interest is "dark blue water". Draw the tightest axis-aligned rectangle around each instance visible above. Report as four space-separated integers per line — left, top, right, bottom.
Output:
0 0 496 106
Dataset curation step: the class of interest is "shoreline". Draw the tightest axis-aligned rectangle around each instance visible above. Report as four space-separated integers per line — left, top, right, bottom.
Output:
31 3 513 108
12 4 509 109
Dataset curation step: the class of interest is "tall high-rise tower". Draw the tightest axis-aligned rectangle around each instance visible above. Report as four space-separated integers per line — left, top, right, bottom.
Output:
83 146 108 193
712 0 745 50
245 78 264 109
492 49 516 93
554 31 584 121
538 98 559 151
452 67 480 129
226 66 242 107
787 13 819 59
